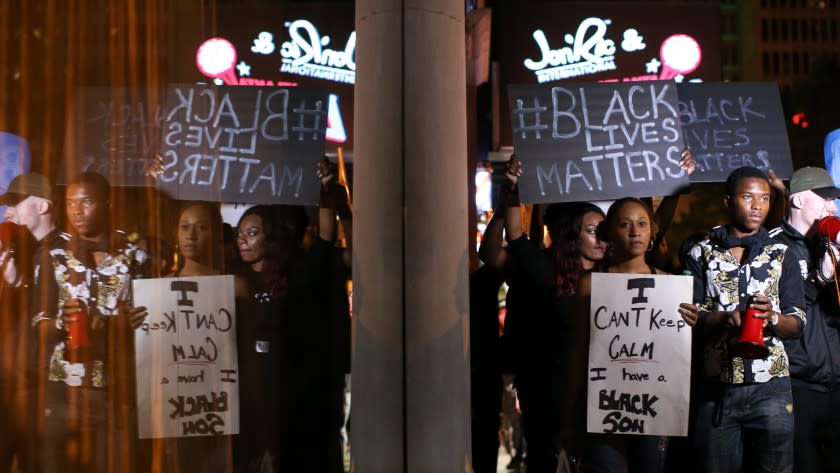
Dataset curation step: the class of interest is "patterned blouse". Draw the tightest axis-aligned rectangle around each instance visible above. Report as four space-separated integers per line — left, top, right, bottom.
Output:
41 230 148 388
685 227 806 384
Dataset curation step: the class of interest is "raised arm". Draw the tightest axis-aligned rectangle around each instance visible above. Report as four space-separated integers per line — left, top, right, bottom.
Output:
503 155 524 242
764 169 786 230
317 157 342 243
478 207 507 269
654 147 696 241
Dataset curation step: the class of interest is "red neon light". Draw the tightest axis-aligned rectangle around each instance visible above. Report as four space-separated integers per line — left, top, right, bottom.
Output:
196 38 237 78
659 34 702 80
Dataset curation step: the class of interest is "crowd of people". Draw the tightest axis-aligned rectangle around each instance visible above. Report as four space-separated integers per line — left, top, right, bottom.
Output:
1 146 839 473
0 158 351 473
470 153 840 473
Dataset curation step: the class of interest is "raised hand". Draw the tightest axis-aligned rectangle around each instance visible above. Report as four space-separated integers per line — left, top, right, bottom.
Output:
504 154 522 186
679 147 696 176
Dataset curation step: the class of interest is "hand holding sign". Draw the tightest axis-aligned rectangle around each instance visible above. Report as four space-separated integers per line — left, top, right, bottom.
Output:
678 302 699 326
317 156 337 187
504 155 523 186
679 147 696 176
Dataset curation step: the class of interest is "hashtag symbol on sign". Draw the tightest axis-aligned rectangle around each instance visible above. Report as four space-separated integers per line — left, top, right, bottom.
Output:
512 98 548 140
292 99 326 141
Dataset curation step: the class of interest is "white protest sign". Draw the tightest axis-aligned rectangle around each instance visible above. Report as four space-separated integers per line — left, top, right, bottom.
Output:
133 275 240 439
587 273 692 436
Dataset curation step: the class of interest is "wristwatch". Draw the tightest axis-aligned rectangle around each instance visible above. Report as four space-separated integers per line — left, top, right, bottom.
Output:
769 312 779 327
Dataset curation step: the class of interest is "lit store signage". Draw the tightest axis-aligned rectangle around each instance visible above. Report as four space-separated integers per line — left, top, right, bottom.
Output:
523 17 703 84
279 19 356 85
194 18 354 143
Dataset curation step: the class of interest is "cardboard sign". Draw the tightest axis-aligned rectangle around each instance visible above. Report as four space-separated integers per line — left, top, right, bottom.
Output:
587 273 692 436
61 87 164 186
677 82 793 182
158 84 328 205
508 81 689 204
134 275 240 439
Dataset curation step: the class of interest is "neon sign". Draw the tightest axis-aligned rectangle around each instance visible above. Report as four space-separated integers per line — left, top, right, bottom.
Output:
278 19 356 84
195 30 349 143
522 18 704 84
524 18 621 83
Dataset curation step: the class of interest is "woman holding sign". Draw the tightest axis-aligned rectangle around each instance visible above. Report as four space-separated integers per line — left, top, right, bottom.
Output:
500 156 608 473
143 201 247 473
232 158 349 473
572 197 699 473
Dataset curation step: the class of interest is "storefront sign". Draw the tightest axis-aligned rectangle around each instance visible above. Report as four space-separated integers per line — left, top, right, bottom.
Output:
278 19 356 84
524 17 620 83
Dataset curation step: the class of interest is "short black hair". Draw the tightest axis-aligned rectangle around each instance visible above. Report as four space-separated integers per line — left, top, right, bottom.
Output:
68 171 110 202
725 166 769 196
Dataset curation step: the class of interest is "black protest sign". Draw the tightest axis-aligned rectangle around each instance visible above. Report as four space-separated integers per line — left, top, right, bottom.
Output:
677 82 792 182
508 81 689 204
61 87 164 186
158 85 328 205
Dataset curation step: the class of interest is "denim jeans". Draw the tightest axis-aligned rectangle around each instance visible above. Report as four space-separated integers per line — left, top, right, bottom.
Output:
695 376 794 473
579 433 667 473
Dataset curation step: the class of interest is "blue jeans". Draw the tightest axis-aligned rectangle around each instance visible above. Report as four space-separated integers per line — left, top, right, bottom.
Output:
695 376 794 473
580 433 667 473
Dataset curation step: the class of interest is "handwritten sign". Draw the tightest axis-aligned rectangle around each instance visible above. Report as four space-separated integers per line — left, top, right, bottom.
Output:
587 273 692 436
61 87 164 186
677 82 792 182
133 275 239 439
158 84 328 205
508 81 689 204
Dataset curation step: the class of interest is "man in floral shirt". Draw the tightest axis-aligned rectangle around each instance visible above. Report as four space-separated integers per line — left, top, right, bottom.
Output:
685 166 805 473
35 171 148 473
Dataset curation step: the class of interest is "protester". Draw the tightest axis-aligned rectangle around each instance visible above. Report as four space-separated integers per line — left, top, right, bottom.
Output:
769 166 840 473
231 158 348 473
470 211 506 473
498 155 608 473
685 166 805 473
32 171 149 473
0 172 56 473
142 200 248 473
572 197 698 473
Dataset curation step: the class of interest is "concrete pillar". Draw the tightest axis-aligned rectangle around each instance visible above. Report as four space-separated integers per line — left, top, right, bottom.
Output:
352 0 471 471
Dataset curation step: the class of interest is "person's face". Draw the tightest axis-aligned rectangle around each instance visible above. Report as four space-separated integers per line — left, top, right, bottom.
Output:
237 213 266 269
4 196 40 232
799 190 838 228
611 202 652 258
177 205 214 263
66 183 106 238
725 177 771 235
578 211 606 265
